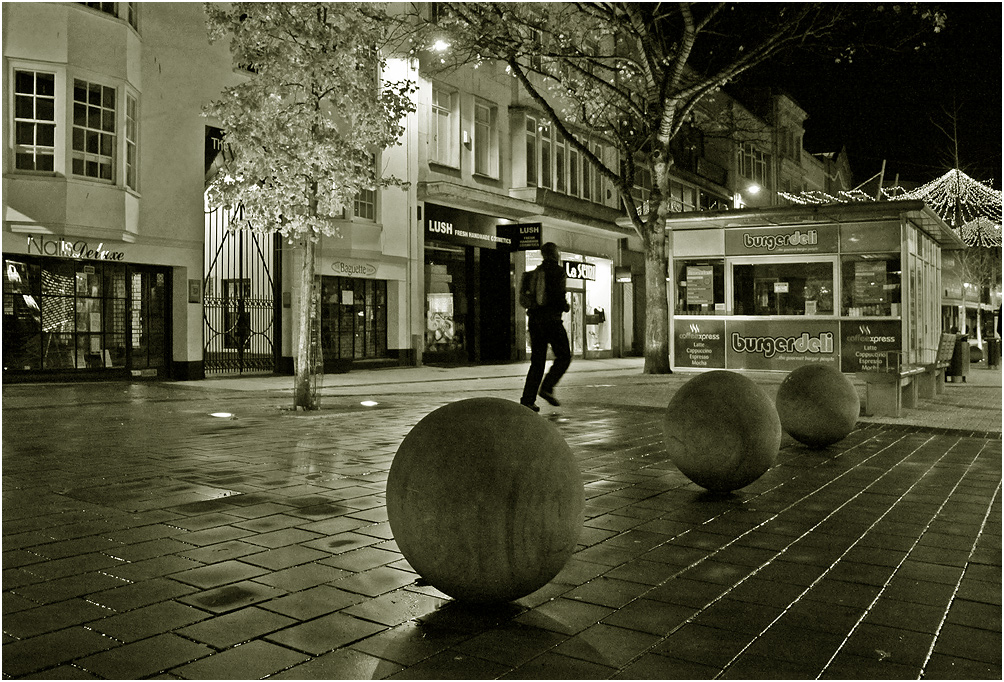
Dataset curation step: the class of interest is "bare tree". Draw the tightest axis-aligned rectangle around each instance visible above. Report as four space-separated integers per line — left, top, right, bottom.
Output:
430 3 946 372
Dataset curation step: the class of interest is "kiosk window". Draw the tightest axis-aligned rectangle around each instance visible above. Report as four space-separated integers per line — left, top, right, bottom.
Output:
733 261 833 316
841 254 901 317
675 260 724 314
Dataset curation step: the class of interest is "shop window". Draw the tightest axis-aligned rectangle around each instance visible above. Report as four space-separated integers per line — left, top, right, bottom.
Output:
13 70 56 172
4 257 166 373
473 99 498 178
430 86 457 167
733 261 834 316
841 254 902 317
675 260 725 315
72 79 117 181
320 276 388 360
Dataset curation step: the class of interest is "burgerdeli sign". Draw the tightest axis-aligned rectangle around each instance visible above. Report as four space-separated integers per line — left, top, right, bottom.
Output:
726 224 838 255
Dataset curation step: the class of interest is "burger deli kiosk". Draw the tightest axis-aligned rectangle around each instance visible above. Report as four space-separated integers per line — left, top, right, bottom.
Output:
665 201 966 374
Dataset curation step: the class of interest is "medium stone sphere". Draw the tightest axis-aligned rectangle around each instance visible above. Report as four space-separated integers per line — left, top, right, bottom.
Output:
386 397 583 603
662 371 781 492
776 363 860 448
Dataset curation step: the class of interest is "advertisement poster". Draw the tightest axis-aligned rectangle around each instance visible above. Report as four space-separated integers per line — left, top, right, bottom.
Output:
686 266 714 305
726 319 839 371
840 320 901 373
674 318 726 369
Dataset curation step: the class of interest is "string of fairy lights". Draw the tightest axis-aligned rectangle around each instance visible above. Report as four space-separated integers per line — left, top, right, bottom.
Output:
778 168 1003 248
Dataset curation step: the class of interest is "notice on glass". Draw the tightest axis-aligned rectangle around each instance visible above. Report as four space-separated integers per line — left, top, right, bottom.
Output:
686 266 714 306
854 261 886 304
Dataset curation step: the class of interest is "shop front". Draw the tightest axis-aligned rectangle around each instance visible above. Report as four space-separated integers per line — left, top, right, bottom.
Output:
317 256 401 373
523 249 613 359
423 203 542 365
3 236 173 381
667 202 964 373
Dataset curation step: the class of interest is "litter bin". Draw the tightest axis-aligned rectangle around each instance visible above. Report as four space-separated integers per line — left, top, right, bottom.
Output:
947 334 970 382
987 338 1001 368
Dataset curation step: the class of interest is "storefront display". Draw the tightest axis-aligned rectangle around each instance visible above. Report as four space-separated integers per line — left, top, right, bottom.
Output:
524 250 612 358
668 202 963 373
3 254 169 376
319 275 388 371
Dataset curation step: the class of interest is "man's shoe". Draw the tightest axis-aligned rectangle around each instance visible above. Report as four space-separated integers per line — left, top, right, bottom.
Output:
539 389 560 406
520 401 540 412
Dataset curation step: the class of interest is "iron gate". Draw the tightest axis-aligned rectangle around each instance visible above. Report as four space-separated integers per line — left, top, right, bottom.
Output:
203 205 279 375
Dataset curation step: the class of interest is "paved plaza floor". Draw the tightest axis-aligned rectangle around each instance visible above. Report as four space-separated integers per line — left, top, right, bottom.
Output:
2 360 1001 679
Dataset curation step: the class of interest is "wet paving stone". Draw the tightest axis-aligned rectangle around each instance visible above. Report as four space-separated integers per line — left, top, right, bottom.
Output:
2 379 1000 679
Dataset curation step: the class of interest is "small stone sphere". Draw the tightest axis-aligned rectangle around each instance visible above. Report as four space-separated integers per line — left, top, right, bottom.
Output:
662 371 781 492
776 363 860 448
387 397 583 603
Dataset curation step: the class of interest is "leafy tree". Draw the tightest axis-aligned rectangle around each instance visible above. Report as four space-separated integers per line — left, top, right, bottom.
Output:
204 2 415 409
430 3 945 373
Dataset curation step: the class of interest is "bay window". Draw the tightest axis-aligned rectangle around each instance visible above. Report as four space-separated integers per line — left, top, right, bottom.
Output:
72 79 116 181
14 70 56 172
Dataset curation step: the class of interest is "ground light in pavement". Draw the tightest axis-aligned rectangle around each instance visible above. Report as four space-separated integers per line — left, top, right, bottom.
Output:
662 371 782 492
387 397 584 603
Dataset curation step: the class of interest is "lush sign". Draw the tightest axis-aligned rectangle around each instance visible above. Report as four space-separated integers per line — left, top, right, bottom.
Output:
497 222 542 251
424 204 512 250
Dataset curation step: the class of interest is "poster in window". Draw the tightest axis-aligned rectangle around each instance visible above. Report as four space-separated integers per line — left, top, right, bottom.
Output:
686 266 714 306
854 261 886 305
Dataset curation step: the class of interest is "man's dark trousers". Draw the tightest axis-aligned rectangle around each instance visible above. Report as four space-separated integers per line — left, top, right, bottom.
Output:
521 315 571 405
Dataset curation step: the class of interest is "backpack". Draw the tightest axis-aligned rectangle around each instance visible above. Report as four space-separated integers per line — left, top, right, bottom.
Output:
519 267 546 310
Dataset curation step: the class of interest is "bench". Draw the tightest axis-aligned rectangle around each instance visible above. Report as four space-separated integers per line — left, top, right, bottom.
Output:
856 334 958 417
922 333 957 396
857 364 927 417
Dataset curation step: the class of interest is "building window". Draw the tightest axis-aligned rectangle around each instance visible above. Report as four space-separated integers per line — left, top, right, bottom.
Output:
738 142 768 187
430 86 456 166
354 187 376 221
539 122 552 189
13 70 56 172
473 99 498 177
80 2 117 16
127 2 138 29
125 94 138 190
569 143 579 196
555 130 566 193
525 116 537 186
72 79 116 181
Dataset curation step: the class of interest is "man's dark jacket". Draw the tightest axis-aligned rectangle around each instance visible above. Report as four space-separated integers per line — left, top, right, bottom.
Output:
529 258 569 321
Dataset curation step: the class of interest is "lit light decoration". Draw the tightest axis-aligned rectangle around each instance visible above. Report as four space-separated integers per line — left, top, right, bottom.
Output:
894 169 1002 247
781 168 1002 247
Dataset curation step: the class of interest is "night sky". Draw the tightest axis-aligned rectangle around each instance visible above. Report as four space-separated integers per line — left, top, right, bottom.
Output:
740 2 1002 191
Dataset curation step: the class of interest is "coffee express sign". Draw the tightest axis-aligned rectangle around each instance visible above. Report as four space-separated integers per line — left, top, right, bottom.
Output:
28 237 125 261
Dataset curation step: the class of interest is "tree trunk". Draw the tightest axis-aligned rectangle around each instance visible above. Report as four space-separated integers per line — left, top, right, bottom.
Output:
293 235 319 410
642 227 672 373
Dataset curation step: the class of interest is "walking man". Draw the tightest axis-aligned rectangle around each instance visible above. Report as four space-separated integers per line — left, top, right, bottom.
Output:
520 242 571 412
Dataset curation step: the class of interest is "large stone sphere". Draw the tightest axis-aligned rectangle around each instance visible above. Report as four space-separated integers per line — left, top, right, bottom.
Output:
776 363 860 448
662 371 781 492
387 397 583 603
